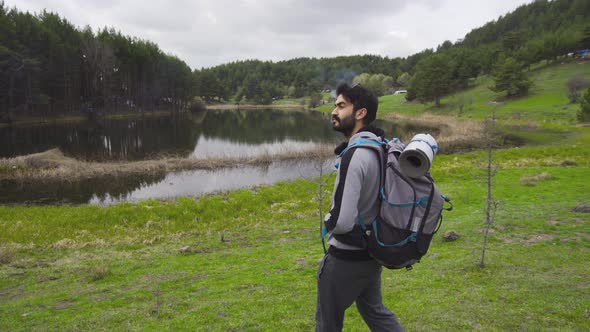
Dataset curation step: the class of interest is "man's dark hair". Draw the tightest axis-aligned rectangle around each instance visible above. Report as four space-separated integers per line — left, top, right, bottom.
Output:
336 83 378 125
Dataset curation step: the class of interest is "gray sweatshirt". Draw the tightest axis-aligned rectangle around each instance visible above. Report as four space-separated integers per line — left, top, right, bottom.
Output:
324 130 382 251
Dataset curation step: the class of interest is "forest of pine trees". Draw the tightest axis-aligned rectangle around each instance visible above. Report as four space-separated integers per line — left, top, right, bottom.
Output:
0 3 193 122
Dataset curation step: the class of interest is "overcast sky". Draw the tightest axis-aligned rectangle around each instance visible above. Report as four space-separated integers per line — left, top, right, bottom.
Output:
6 0 533 69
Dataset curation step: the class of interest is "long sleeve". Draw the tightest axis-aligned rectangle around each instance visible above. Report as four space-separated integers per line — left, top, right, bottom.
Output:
324 148 374 234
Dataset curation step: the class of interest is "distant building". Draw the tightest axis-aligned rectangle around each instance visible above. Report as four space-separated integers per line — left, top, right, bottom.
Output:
394 90 407 95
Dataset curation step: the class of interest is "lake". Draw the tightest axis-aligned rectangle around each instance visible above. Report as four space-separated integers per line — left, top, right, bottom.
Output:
0 108 420 205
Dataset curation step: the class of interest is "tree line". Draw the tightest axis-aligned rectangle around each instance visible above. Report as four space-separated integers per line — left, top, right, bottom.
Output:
198 0 590 105
194 55 403 105
0 3 193 123
1 0 590 122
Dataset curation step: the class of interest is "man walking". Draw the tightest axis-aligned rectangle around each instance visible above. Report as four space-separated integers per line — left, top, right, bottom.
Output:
316 83 404 332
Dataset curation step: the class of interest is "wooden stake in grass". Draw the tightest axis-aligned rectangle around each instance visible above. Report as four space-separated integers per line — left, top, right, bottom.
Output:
480 106 501 269
299 156 332 254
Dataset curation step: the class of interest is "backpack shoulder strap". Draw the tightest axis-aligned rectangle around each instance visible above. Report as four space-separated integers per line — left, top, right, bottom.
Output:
339 136 387 183
337 137 388 232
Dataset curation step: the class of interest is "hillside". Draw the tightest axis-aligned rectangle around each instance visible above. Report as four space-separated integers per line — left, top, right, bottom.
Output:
318 60 589 132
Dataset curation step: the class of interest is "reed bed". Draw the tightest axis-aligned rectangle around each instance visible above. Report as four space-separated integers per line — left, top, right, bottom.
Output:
0 145 334 182
384 113 486 153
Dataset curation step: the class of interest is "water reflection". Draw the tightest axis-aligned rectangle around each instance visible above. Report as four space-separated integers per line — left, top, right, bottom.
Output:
191 136 321 159
1 109 435 161
0 109 338 160
89 159 332 205
0 172 166 205
1 108 439 205
0 116 199 160
1 159 334 205
200 109 337 144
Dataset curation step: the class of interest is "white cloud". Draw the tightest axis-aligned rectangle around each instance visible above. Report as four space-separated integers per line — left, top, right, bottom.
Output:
202 11 215 25
388 31 409 39
4 0 533 69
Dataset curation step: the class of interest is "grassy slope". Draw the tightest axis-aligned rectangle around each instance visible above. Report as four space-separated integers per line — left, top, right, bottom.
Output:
1 61 590 331
271 92 333 109
317 60 589 125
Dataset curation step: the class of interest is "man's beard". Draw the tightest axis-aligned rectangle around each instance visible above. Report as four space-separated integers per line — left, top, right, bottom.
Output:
332 113 356 137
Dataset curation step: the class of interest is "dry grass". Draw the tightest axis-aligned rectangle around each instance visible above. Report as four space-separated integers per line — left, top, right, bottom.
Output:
0 246 16 265
52 238 78 249
520 172 555 186
0 145 334 182
384 113 486 153
88 263 110 281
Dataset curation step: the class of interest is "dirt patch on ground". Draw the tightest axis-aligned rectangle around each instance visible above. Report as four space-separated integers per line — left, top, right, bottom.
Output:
503 233 557 245
52 238 78 249
0 286 25 301
560 237 581 243
190 274 208 282
37 276 61 283
520 172 554 186
139 272 188 284
294 256 315 269
53 300 75 310
548 218 587 226
524 234 554 244
0 246 17 265
572 203 590 213
478 228 496 233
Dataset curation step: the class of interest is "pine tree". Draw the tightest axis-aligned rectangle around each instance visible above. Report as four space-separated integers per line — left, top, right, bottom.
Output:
489 57 532 97
578 85 590 122
410 54 453 107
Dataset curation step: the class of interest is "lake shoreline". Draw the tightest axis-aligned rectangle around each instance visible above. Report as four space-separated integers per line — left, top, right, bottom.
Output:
0 146 334 182
0 103 311 128
0 110 183 128
206 103 305 110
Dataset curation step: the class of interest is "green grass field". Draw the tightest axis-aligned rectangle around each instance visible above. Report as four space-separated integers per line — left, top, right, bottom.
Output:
1 144 588 331
271 92 333 109
1 61 590 331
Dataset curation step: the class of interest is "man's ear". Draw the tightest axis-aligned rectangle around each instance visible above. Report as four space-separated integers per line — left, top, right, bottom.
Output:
355 108 367 121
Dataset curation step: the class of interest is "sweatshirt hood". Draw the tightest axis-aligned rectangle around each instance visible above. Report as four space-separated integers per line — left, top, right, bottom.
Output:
334 125 385 155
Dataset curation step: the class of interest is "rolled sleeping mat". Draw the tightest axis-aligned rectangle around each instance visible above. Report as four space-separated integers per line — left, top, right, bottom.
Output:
399 134 438 178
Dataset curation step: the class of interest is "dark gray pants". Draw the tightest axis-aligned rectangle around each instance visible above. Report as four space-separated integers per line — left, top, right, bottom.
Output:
315 254 404 332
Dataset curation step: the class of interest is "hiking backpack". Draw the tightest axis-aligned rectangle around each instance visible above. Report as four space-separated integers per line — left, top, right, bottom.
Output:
329 136 453 270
